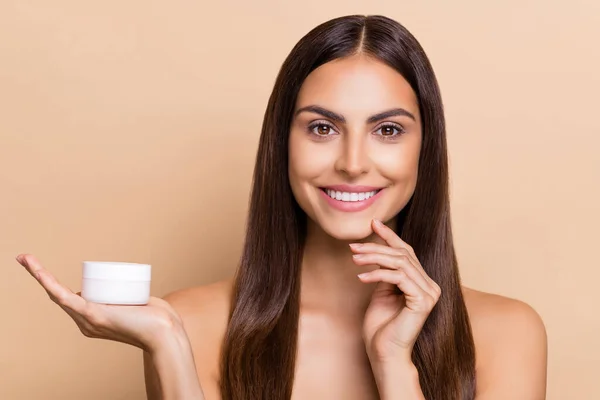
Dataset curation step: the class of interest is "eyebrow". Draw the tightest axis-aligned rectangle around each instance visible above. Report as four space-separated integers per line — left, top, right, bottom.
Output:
294 105 416 123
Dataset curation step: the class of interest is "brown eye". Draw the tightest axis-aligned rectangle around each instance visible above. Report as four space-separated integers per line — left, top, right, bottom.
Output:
308 122 336 137
315 124 331 135
381 126 395 136
375 123 405 139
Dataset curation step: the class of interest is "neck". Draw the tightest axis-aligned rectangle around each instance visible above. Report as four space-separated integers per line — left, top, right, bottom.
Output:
300 219 395 318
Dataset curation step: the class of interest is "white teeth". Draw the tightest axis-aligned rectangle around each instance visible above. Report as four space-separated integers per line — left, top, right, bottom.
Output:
325 189 379 202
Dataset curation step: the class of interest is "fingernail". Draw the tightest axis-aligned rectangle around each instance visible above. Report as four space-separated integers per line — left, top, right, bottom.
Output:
15 255 24 264
352 254 364 259
349 243 362 249
357 273 369 279
373 219 383 227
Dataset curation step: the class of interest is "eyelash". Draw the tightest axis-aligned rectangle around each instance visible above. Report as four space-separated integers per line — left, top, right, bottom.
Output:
307 121 406 141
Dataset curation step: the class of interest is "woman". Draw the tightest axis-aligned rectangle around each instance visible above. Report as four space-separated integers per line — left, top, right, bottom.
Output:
16 15 547 399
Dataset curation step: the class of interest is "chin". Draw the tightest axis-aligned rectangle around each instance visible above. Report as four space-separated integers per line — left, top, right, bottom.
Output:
320 218 375 241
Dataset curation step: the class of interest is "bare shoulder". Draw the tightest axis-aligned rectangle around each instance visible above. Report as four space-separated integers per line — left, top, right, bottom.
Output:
462 287 547 359
462 287 547 399
463 286 546 333
162 279 234 393
162 278 233 333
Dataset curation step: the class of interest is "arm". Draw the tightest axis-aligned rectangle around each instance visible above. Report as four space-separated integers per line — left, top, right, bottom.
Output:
352 220 437 400
143 351 161 399
371 362 425 400
352 220 436 400
143 282 233 400
13 254 205 400
143 325 205 400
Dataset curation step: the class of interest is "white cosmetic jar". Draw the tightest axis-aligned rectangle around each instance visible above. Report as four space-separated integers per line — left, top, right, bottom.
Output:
81 261 151 305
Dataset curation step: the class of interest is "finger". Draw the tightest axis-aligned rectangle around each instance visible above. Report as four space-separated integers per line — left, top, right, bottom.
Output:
371 219 417 257
18 255 87 312
16 254 43 279
360 269 436 351
358 269 438 313
38 281 112 338
365 223 437 288
350 242 412 259
349 242 430 284
37 269 87 311
352 252 435 298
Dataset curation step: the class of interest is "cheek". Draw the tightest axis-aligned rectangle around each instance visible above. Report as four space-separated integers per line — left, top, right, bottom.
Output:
373 142 420 213
376 144 420 182
288 134 333 185
288 133 337 219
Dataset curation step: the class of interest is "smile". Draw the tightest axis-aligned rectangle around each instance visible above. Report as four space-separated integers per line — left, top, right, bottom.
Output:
318 185 385 212
323 189 380 202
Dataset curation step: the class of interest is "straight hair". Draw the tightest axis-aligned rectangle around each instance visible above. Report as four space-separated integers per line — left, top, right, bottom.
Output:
220 14 476 400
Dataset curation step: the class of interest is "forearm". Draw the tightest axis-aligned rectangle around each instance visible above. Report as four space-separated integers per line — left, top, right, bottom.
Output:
372 362 425 400
148 327 205 400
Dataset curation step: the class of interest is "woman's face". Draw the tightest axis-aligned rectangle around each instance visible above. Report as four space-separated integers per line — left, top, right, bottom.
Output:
288 54 422 241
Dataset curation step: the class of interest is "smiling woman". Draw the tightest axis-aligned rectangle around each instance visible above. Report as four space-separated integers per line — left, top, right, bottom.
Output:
15 14 547 400
215 14 546 400
288 56 422 240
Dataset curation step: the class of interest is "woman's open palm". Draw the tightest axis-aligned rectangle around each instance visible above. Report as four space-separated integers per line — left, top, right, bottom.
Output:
16 254 182 353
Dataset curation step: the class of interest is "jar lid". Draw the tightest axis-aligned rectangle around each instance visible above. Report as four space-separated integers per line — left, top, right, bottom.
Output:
82 261 151 281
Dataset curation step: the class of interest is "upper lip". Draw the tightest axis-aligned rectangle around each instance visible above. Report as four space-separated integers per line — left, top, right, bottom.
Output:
321 184 384 193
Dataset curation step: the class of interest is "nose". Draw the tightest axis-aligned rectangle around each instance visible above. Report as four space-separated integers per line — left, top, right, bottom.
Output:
334 132 370 178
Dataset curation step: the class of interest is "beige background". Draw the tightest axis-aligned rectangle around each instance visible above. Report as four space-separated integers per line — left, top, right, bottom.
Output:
1 1 598 399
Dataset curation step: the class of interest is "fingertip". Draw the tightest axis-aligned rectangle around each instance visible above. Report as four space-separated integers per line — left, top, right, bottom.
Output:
372 219 391 234
349 243 362 251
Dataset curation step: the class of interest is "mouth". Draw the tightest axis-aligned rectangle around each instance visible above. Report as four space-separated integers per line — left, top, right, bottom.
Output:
317 185 385 212
319 187 383 202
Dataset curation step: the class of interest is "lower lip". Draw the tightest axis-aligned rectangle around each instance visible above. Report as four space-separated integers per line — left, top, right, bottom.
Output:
319 189 384 212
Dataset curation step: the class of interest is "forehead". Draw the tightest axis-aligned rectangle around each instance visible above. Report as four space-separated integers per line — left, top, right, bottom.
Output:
295 55 419 118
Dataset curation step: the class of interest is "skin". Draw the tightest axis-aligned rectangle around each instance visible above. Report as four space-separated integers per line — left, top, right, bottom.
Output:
16 55 548 399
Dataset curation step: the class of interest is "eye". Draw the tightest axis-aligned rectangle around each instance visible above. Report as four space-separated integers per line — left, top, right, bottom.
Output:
308 122 338 138
374 123 405 140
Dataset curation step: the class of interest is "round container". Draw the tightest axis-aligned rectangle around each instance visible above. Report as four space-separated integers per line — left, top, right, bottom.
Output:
81 261 151 305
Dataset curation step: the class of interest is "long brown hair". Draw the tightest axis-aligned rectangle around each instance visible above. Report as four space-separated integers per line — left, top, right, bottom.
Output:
220 15 476 400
